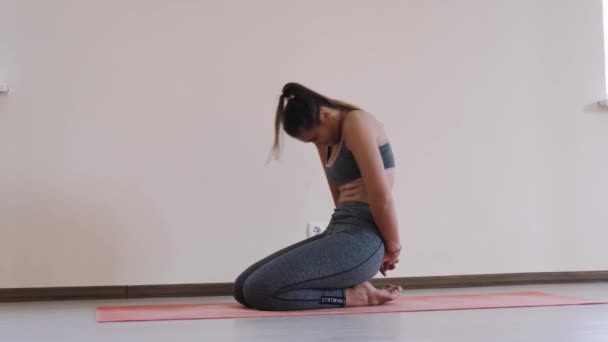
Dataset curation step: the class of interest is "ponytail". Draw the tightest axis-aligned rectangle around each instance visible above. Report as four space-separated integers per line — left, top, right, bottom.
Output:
271 94 287 160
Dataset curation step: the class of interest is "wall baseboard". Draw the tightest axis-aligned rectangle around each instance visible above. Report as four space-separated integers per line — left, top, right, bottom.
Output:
1 271 607 302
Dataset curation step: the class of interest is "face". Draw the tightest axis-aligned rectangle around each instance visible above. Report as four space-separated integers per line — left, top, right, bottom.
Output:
295 108 340 146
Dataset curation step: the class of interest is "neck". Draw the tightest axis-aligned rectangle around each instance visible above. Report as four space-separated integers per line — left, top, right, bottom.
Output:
333 110 348 144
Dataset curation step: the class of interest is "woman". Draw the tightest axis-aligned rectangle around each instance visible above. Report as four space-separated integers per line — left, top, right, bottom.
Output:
233 82 402 311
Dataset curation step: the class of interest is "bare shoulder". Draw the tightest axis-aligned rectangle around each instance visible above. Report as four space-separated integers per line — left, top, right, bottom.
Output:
344 109 377 126
343 110 383 143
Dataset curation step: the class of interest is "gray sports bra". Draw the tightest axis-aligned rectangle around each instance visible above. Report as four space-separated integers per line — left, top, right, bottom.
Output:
325 138 395 185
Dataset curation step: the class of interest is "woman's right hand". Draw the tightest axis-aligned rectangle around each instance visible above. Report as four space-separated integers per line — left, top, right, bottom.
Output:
380 243 401 276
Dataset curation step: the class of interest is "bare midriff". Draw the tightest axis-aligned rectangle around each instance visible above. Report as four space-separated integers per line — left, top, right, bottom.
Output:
336 168 395 205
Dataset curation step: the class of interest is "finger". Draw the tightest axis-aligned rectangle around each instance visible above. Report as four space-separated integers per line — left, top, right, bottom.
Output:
380 266 387 276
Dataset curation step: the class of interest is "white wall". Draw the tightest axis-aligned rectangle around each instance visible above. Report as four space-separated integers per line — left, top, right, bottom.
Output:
0 0 606 288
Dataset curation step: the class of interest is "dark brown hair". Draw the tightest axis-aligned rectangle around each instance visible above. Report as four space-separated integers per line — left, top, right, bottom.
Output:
272 82 359 159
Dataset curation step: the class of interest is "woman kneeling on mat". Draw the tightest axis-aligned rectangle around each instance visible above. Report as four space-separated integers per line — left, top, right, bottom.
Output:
233 83 402 311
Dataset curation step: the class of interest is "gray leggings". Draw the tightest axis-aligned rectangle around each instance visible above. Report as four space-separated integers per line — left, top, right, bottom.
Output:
233 202 385 311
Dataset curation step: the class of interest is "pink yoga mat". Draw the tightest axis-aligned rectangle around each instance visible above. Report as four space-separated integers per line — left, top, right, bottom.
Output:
96 291 608 323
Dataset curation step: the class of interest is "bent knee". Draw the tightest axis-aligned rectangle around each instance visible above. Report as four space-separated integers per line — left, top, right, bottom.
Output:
242 277 277 311
233 273 253 308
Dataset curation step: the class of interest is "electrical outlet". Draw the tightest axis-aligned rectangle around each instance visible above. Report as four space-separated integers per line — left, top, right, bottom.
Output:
306 221 329 238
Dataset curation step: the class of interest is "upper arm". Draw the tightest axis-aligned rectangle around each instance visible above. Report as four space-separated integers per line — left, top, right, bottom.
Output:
343 111 392 202
316 144 340 206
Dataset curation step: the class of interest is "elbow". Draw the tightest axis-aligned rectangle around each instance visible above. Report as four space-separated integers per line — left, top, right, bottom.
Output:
369 192 393 209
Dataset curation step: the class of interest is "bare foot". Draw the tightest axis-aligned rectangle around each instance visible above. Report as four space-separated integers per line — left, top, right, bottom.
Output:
345 281 403 307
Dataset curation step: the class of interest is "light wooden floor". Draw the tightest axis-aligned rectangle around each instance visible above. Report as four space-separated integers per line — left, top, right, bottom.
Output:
1 283 607 342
